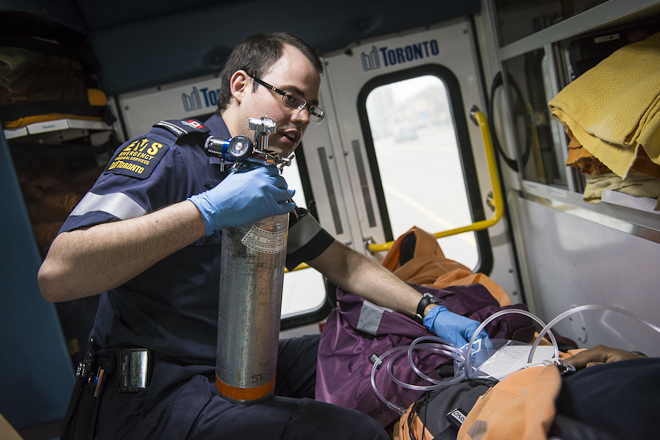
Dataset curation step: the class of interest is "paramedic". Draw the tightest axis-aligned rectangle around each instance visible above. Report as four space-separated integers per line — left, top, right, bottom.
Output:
38 33 487 439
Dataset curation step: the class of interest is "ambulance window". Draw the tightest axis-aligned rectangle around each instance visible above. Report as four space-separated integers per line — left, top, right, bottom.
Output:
498 52 569 189
360 69 490 271
280 154 329 324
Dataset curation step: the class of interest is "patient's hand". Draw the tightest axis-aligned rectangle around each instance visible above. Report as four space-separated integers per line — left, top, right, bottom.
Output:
564 344 646 370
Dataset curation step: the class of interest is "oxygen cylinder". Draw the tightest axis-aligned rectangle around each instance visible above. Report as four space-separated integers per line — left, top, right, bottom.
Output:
215 213 289 403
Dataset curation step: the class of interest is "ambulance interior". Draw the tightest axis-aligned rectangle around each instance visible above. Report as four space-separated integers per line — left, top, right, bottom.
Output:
2 0 660 438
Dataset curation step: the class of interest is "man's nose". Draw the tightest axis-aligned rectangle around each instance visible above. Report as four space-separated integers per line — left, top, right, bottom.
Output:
291 106 311 125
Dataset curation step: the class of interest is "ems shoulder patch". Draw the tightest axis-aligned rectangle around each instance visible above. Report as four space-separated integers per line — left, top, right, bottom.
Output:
153 119 210 139
104 138 170 179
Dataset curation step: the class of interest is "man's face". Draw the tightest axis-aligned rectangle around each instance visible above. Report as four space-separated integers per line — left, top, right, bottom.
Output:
238 44 321 158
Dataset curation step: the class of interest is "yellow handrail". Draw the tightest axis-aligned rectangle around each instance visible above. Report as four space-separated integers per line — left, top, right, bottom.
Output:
286 262 309 272
367 109 503 253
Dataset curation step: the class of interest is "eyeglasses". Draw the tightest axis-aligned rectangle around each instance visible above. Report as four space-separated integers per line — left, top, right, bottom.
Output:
251 76 324 123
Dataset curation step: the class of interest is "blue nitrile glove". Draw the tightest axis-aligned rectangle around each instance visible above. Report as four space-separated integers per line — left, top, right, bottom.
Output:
423 305 489 348
189 165 295 236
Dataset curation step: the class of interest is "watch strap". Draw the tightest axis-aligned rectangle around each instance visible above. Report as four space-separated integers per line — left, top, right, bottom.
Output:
415 293 441 323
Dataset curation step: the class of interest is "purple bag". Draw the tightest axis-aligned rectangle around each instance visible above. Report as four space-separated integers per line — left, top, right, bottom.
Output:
315 283 535 427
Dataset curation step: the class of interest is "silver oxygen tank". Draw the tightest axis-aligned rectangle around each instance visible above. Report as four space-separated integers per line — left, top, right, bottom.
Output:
214 117 289 403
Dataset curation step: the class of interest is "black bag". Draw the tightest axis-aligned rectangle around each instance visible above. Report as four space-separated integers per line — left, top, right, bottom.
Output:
401 379 495 440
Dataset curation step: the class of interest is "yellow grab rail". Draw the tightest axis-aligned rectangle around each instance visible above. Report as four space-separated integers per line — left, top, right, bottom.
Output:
367 108 503 253
286 262 309 272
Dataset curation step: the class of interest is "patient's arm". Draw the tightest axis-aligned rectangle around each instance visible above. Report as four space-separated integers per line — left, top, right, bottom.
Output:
564 344 647 370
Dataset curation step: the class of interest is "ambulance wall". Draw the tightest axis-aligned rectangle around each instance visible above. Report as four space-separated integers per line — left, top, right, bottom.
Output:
0 130 74 433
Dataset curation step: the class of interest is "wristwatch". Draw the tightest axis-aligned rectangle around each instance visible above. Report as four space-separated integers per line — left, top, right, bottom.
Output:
415 293 441 323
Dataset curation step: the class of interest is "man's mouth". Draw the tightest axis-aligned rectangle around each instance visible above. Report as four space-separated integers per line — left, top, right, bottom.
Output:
283 133 296 142
265 131 298 156
278 130 300 148
285 129 301 142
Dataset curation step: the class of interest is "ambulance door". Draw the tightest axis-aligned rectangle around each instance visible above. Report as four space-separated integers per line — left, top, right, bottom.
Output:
302 17 521 301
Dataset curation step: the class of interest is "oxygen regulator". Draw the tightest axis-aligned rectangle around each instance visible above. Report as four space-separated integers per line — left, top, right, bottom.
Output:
203 116 292 172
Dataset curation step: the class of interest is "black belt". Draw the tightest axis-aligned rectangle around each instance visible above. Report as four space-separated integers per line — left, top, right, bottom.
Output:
61 339 155 440
77 341 154 394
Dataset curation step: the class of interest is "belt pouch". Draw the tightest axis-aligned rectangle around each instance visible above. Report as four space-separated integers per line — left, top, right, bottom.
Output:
61 349 114 440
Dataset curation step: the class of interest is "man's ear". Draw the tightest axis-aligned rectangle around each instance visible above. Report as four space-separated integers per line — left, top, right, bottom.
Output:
230 70 250 104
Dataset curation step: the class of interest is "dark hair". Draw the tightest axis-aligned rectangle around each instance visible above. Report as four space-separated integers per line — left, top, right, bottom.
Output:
217 33 323 112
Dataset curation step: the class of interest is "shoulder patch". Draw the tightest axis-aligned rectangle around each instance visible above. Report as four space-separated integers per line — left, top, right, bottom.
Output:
153 119 210 139
104 138 170 179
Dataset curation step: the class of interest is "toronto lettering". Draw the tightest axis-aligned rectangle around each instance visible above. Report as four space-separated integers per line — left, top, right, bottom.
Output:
361 40 440 71
108 160 145 174
182 86 221 112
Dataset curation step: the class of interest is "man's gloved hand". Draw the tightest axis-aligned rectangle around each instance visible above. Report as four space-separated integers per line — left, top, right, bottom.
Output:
423 305 489 348
189 166 295 236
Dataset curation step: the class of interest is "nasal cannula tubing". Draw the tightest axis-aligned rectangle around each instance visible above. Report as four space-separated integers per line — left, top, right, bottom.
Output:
370 304 660 415
407 336 464 385
370 343 467 415
528 304 660 364
464 308 559 379
387 344 466 391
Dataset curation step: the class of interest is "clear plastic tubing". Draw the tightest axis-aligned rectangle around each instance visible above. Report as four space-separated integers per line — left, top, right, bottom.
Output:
372 305 660 415
387 344 464 391
464 309 559 379
370 346 411 415
370 339 466 415
407 336 465 385
528 304 660 363
371 309 557 413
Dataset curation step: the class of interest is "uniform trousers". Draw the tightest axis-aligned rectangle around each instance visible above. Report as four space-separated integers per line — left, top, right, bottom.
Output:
91 334 389 440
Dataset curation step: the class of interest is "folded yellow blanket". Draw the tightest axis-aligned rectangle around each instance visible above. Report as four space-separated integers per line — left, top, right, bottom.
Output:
582 171 660 207
549 32 660 179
